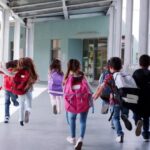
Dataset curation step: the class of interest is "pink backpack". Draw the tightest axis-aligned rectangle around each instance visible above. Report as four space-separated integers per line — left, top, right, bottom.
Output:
64 75 92 113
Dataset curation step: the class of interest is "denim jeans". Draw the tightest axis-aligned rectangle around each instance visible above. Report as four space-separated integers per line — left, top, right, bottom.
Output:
121 107 129 118
133 113 149 137
67 111 88 138
5 90 18 117
18 91 32 121
111 104 124 136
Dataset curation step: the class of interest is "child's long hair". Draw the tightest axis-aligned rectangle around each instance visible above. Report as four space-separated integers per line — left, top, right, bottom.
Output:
64 59 84 81
50 59 63 75
17 57 38 88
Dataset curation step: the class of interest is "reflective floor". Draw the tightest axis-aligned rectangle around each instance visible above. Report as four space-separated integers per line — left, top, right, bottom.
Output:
0 83 149 150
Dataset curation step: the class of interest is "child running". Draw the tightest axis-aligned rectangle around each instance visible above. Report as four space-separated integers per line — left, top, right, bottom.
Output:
1 57 38 126
48 59 64 114
63 59 92 150
132 54 150 141
3 60 19 123
93 57 132 143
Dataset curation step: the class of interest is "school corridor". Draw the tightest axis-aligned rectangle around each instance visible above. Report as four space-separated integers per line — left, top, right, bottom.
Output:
0 0 149 149
0 83 149 150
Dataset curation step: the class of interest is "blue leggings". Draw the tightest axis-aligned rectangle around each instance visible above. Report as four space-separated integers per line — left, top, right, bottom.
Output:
67 111 88 138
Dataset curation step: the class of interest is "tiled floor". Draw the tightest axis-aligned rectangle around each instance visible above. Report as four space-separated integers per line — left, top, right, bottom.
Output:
0 83 149 150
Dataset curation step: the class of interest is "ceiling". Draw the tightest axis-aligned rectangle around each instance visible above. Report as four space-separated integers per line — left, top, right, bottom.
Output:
7 0 113 22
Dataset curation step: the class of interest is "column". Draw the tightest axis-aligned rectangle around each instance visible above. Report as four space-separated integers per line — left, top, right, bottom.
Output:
0 10 4 62
114 0 123 57
107 6 115 59
25 21 34 58
13 19 21 59
124 0 133 68
138 0 149 56
0 9 10 62
148 1 150 56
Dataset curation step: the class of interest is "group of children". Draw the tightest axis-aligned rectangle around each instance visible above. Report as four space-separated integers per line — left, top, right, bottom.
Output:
0 57 38 126
0 54 149 150
48 55 150 150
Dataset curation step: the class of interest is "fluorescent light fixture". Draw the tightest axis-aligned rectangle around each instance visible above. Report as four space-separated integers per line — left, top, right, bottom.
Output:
9 15 14 22
70 12 104 19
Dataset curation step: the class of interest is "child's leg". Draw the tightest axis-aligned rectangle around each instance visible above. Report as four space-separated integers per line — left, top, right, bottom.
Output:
111 104 124 142
25 91 32 112
121 107 132 131
10 92 19 106
56 96 62 114
18 95 25 122
67 112 77 138
121 107 129 118
24 91 32 123
101 100 109 114
49 94 57 114
79 111 88 138
133 113 143 136
142 116 150 140
49 94 57 106
4 90 11 121
74 112 88 150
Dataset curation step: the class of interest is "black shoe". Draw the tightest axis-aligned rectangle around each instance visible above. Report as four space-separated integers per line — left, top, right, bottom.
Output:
53 105 57 114
4 116 9 123
142 132 150 141
121 114 132 131
20 121 24 126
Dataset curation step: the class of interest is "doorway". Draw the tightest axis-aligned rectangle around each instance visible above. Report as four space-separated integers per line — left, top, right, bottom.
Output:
83 38 107 82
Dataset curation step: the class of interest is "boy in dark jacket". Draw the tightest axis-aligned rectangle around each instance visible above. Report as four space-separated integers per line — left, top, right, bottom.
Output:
132 54 150 141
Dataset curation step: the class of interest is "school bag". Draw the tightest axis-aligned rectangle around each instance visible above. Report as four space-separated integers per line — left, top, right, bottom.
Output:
11 69 30 95
112 72 140 111
64 75 93 114
99 70 112 102
48 71 63 96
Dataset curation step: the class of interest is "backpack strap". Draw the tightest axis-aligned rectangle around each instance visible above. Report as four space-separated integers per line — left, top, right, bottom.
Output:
84 76 94 114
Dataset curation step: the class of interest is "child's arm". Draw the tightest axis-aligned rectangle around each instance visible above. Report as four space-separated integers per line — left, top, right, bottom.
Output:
0 63 15 77
92 83 105 100
84 75 93 93
0 67 15 77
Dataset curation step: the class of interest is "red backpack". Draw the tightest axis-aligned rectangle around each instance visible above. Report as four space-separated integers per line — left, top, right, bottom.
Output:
64 75 92 113
11 69 30 95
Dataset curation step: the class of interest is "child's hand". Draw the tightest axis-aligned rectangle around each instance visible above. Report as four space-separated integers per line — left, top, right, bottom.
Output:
92 93 99 100
92 85 103 100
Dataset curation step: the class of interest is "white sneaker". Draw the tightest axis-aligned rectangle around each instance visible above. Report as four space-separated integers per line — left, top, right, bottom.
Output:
74 137 83 150
115 135 124 143
66 136 76 145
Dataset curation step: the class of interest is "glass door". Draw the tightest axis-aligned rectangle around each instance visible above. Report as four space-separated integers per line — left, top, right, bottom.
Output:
83 38 107 82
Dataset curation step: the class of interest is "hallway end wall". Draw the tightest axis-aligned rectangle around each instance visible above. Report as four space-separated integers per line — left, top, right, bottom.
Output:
34 16 109 81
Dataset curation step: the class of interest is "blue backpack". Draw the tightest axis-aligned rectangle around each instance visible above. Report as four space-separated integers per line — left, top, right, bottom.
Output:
99 70 111 102
48 71 64 96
